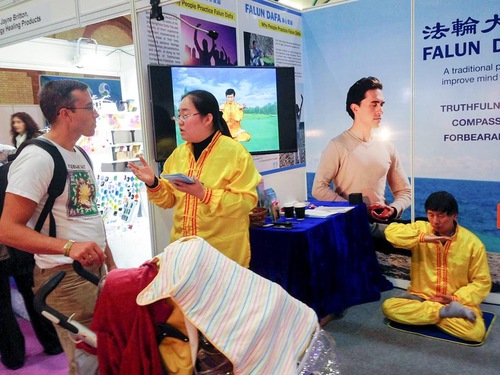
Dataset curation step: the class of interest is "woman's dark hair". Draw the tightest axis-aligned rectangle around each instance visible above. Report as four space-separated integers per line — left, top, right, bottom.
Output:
182 90 231 137
424 191 459 216
345 76 383 119
10 112 42 146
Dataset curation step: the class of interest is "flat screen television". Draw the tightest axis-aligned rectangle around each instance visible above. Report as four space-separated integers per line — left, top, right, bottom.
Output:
148 65 298 162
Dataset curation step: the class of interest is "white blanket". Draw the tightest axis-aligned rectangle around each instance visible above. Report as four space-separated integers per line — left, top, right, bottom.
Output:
136 236 319 375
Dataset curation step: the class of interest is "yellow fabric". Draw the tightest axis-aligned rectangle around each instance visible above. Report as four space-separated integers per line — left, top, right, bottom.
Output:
382 297 485 342
383 221 492 342
386 311 496 346
147 131 261 267
158 299 192 375
221 101 244 136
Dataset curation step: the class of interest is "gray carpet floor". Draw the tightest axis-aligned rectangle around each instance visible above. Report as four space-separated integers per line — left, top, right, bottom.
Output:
322 288 500 375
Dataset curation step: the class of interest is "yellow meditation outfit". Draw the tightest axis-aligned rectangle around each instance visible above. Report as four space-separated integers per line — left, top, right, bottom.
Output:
221 101 251 141
147 131 261 267
383 221 492 342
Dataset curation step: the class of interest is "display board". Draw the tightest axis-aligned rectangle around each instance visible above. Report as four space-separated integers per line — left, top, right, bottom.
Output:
0 0 130 47
302 0 500 298
137 0 305 172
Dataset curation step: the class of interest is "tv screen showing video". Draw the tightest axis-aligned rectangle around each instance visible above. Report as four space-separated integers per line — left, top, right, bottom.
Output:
148 65 297 162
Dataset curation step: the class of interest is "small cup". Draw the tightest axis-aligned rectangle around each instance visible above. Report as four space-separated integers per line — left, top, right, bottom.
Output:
348 193 363 205
283 203 295 219
294 203 306 220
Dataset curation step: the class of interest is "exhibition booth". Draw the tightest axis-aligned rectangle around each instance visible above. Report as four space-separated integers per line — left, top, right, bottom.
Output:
0 0 498 298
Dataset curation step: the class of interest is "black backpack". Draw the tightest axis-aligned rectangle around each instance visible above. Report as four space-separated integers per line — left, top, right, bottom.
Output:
0 138 91 276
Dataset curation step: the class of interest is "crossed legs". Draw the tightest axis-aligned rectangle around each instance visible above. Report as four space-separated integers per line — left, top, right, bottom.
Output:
382 292 485 342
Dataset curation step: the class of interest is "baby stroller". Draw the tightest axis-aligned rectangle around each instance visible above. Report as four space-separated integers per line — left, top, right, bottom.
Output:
35 236 340 374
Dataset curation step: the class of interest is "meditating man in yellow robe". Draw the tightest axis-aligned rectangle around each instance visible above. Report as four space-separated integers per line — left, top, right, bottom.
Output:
382 191 491 343
220 88 251 142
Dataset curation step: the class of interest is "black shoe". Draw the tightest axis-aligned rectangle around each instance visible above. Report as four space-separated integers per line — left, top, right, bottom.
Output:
44 345 64 355
1 356 25 370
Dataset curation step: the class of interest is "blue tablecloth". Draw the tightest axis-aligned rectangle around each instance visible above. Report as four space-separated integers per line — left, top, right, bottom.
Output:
249 201 393 319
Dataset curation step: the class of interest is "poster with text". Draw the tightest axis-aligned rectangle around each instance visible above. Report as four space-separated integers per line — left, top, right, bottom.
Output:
136 0 304 173
238 0 305 168
302 0 499 295
414 0 500 292
138 0 237 66
302 0 412 198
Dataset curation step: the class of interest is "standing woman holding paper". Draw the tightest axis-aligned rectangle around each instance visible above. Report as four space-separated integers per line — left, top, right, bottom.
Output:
129 90 261 267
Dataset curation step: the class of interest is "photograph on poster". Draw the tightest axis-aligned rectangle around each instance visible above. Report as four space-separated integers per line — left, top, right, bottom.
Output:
148 65 297 161
180 14 237 66
243 32 275 67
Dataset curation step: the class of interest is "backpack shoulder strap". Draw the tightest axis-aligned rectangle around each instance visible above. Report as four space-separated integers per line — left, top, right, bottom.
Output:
19 138 67 236
0 161 11 214
27 138 67 196
74 144 93 170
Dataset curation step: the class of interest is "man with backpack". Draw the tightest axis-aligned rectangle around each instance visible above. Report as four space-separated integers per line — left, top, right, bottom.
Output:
0 79 117 374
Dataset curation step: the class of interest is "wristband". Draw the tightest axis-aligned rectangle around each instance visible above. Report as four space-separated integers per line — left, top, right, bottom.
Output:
146 176 159 189
63 240 75 257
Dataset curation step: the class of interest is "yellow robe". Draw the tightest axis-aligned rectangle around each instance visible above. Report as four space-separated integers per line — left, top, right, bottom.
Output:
147 131 261 267
382 221 492 342
221 101 251 142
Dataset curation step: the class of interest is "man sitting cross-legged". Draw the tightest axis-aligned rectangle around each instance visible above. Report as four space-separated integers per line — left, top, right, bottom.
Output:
382 191 491 342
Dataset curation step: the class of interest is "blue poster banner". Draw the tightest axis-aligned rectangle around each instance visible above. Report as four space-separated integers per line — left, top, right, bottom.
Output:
303 0 500 295
40 75 122 106
414 1 500 257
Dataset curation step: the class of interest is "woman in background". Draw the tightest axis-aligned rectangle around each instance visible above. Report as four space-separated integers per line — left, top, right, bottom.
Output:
129 90 261 268
10 112 43 148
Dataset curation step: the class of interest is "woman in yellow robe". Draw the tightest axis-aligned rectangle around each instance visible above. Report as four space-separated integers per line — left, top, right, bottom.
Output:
129 89 261 268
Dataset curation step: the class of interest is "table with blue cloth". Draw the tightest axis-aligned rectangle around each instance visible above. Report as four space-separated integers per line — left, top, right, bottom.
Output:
249 201 393 321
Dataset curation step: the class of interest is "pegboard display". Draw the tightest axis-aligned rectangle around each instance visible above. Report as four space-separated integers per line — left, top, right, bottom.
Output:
96 172 145 228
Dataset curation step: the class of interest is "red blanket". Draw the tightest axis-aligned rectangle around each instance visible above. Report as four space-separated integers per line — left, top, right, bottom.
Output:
79 262 172 375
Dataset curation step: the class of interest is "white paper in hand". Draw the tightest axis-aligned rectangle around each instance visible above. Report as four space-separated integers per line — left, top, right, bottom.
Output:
161 173 195 184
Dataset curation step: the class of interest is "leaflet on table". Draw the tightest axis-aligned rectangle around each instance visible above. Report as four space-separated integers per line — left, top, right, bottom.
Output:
305 206 355 218
160 173 195 184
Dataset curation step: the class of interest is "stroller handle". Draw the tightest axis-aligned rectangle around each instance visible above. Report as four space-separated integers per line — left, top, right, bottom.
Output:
73 260 101 286
34 270 97 348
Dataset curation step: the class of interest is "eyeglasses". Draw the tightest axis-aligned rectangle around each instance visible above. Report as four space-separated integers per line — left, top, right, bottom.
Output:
58 105 97 116
171 113 199 122
66 105 98 112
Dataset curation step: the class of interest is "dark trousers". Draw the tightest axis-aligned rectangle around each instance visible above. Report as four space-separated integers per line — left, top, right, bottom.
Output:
0 269 61 368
